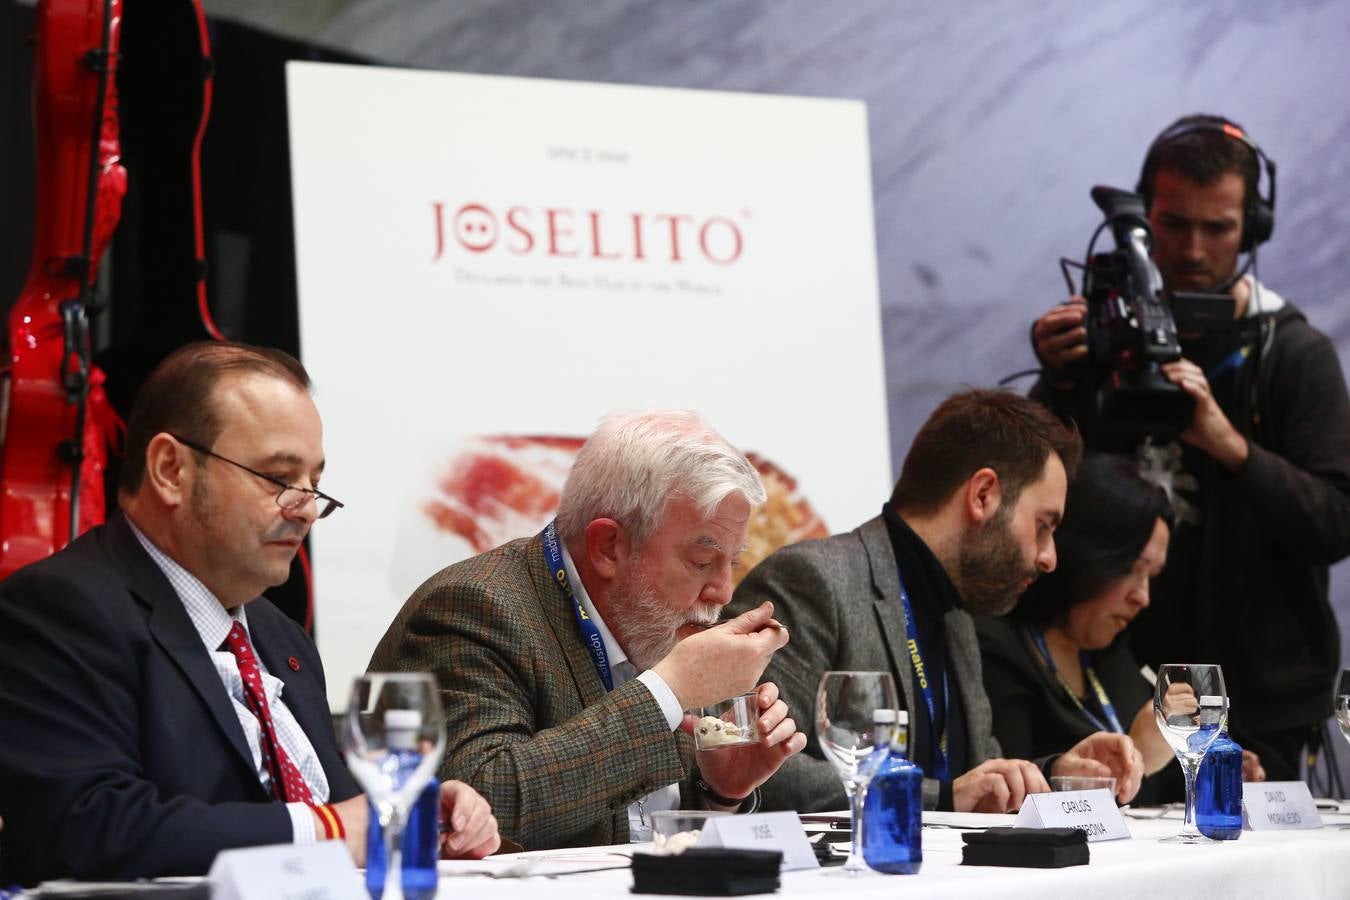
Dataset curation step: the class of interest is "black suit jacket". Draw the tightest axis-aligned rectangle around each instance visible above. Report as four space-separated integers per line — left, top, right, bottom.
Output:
0 512 359 886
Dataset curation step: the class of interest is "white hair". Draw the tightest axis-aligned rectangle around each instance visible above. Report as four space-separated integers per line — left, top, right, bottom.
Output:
555 410 766 549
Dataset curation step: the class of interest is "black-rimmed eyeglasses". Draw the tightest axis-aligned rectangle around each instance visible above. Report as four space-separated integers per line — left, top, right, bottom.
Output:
170 434 345 519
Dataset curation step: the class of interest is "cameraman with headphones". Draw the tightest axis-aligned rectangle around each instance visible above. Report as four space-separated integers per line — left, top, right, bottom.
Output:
1029 114 1350 783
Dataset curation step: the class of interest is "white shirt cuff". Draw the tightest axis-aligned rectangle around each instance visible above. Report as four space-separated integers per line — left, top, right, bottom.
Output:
288 801 319 844
637 669 684 731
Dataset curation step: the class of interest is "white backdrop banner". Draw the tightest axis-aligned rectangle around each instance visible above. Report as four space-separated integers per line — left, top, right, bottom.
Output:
286 61 890 707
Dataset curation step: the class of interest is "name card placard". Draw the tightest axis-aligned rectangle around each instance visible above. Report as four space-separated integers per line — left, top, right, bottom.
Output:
697 811 819 871
1242 781 1323 830
1012 789 1130 842
209 840 366 900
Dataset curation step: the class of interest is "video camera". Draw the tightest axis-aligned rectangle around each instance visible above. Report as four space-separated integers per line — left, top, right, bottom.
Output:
1070 186 1226 441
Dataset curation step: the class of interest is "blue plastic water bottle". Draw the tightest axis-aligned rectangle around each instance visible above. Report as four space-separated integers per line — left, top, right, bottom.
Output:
1196 698 1243 841
366 709 440 899
862 709 923 874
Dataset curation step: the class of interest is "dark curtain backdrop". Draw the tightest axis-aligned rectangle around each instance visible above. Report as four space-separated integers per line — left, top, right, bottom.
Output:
0 2 363 627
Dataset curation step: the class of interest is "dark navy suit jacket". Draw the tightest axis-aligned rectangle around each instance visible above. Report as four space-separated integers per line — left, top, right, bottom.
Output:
0 511 359 886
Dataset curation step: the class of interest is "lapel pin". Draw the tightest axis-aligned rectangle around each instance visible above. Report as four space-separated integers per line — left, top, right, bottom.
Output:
288 656 301 671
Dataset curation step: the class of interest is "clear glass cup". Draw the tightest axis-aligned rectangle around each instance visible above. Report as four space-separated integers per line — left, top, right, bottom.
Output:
344 673 446 900
1049 775 1117 793
1154 663 1227 844
692 692 761 751
649 809 732 854
814 671 899 875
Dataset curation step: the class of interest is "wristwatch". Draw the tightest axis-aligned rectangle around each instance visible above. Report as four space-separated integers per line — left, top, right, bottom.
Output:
695 776 761 813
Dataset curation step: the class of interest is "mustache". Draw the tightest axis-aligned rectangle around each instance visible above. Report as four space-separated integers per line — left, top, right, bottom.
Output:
687 602 722 627
262 521 309 542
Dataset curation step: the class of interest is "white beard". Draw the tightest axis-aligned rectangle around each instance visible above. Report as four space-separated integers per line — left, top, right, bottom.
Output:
609 565 721 671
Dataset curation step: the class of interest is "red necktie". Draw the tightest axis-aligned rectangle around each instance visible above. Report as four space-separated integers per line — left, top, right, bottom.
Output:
223 621 314 804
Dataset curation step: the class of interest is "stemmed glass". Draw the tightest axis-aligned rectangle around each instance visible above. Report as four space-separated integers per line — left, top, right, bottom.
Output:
1332 669 1350 825
1334 669 1350 750
815 671 899 875
1154 663 1227 844
345 673 446 900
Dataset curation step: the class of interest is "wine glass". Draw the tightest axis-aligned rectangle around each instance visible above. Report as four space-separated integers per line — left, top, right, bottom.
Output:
815 671 899 875
1331 670 1350 826
345 673 446 900
1335 669 1350 749
1154 663 1227 844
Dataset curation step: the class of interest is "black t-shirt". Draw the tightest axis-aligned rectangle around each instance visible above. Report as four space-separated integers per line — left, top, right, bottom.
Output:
1137 319 1261 674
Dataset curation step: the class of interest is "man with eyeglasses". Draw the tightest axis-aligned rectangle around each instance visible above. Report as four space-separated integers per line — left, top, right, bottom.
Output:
0 341 498 887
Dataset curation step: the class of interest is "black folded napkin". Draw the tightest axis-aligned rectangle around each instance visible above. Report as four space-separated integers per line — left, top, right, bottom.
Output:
632 847 782 895
960 826 1089 868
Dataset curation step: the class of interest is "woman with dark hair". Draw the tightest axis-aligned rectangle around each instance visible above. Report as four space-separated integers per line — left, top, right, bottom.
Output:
976 454 1264 797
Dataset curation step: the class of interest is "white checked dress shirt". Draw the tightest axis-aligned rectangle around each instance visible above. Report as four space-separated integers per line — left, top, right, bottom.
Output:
560 545 683 841
129 521 329 844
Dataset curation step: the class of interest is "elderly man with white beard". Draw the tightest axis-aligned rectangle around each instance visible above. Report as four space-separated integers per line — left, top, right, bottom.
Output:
369 410 807 851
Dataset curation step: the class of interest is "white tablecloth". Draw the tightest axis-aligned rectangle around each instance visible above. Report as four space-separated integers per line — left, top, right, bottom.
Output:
436 806 1350 899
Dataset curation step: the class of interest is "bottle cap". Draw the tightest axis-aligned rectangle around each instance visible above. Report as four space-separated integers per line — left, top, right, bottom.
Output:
872 709 897 724
1198 695 1225 707
896 710 909 725
384 708 423 730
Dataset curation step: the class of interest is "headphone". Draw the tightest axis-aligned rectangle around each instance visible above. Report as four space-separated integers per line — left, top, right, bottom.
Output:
1135 118 1278 253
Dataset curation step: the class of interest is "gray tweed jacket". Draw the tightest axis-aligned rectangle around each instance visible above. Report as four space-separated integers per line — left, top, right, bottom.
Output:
726 515 1001 811
368 535 694 850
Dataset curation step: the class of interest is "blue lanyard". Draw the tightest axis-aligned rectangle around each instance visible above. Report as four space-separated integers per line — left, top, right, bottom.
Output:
895 566 950 781
1026 625 1124 734
1206 344 1251 382
541 520 613 692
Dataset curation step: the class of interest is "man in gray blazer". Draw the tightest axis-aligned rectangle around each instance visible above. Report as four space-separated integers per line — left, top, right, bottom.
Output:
729 389 1145 813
